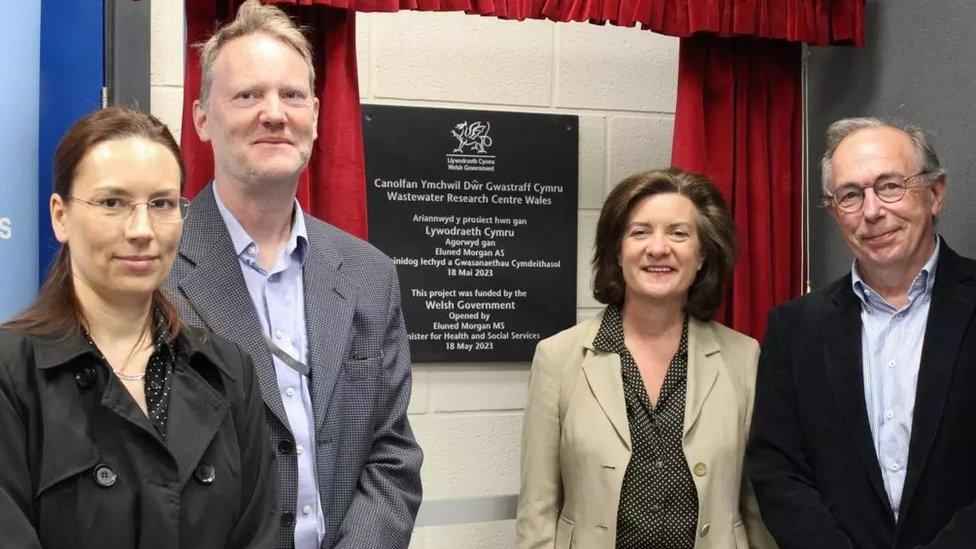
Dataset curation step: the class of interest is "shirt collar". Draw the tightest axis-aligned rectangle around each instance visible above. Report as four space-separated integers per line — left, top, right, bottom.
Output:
33 329 95 370
213 182 309 266
592 303 625 353
852 235 940 306
34 312 175 370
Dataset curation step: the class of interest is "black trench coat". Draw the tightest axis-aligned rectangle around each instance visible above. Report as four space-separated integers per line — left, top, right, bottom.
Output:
0 325 278 548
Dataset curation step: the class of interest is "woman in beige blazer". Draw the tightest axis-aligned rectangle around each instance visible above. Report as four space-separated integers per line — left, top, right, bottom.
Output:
517 169 776 549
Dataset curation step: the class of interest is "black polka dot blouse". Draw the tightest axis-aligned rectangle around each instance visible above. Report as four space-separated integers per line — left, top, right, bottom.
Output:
85 316 175 440
593 304 699 549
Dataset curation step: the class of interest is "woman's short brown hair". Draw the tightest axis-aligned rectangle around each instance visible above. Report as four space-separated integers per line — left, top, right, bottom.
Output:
591 168 737 320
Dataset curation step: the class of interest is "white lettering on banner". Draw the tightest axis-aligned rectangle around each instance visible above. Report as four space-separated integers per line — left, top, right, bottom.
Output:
0 178 11 239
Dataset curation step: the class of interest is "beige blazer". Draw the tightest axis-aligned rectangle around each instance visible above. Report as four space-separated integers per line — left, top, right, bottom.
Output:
517 310 777 549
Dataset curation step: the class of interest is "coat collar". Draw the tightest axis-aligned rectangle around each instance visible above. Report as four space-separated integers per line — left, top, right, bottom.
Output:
901 240 976 518
177 185 290 427
581 309 631 450
32 324 237 382
822 273 891 513
684 316 721 439
33 330 95 370
579 308 725 451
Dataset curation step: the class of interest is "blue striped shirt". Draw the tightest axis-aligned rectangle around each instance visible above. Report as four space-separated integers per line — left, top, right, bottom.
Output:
851 237 939 521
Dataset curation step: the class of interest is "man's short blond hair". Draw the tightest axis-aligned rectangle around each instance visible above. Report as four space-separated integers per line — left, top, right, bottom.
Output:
197 0 314 104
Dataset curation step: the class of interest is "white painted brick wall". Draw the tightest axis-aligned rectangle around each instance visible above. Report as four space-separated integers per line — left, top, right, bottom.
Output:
149 3 678 546
555 22 678 113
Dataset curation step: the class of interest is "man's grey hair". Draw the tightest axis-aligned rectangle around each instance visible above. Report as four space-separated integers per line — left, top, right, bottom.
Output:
196 0 314 105
820 117 946 197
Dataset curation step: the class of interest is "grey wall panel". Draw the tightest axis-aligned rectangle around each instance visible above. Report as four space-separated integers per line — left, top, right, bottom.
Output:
806 0 976 287
107 0 151 110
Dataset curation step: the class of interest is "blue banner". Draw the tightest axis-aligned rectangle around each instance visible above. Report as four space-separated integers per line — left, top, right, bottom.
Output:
0 2 41 321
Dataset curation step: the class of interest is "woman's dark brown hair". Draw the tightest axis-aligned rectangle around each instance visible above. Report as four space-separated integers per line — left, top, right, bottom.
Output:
592 168 737 320
3 107 185 340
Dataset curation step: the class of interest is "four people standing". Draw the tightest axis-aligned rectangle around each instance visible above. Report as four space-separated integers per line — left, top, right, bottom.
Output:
2 4 970 547
517 169 775 548
748 118 976 548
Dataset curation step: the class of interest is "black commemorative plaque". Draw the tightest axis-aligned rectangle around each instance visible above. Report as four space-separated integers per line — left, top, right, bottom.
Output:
363 105 578 362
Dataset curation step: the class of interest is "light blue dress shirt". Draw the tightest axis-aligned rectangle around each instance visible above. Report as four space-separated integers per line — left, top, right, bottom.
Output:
851 237 939 521
214 186 325 548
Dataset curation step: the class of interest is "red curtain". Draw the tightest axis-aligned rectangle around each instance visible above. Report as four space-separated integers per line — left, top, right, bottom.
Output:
269 0 863 46
671 35 803 338
180 0 863 337
180 0 368 239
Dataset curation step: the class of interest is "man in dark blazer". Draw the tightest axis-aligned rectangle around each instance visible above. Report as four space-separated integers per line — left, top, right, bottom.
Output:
747 117 976 549
165 2 422 547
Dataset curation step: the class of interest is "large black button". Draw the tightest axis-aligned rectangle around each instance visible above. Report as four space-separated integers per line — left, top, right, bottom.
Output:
194 462 216 484
280 512 295 527
93 464 117 487
75 367 96 389
278 440 295 455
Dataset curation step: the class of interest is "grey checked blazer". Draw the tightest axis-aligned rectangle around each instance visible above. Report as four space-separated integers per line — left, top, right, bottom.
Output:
165 185 423 548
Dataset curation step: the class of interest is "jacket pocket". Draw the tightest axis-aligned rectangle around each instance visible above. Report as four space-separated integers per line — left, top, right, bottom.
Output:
732 520 748 549
555 515 575 549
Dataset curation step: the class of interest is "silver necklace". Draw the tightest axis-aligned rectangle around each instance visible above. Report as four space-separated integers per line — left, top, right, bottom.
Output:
113 369 146 382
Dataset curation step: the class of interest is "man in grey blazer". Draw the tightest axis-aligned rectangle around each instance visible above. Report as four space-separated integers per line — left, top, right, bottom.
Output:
165 2 422 547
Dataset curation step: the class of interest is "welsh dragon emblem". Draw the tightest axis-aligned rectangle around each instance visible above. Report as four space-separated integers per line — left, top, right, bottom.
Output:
451 121 493 154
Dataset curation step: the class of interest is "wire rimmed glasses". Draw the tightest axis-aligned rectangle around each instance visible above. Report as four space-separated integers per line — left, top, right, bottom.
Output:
824 172 931 213
67 196 191 223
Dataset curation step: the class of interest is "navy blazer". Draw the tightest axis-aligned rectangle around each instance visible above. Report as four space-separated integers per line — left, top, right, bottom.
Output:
165 185 423 548
747 239 976 549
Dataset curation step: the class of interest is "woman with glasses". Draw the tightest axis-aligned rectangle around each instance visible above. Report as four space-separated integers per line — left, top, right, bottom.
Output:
0 107 277 548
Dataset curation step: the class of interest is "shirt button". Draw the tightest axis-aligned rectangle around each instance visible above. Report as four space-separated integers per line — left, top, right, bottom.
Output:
302 505 313 516
700 523 711 537
285 387 296 397
275 329 284 340
296 444 304 455
693 462 708 477
889 462 900 471
885 411 894 420
887 360 895 369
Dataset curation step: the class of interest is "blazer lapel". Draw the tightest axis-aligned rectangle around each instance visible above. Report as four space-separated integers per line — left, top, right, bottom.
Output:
176 186 290 430
683 318 720 439
303 219 359 433
900 243 976 517
581 317 631 451
823 277 891 513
